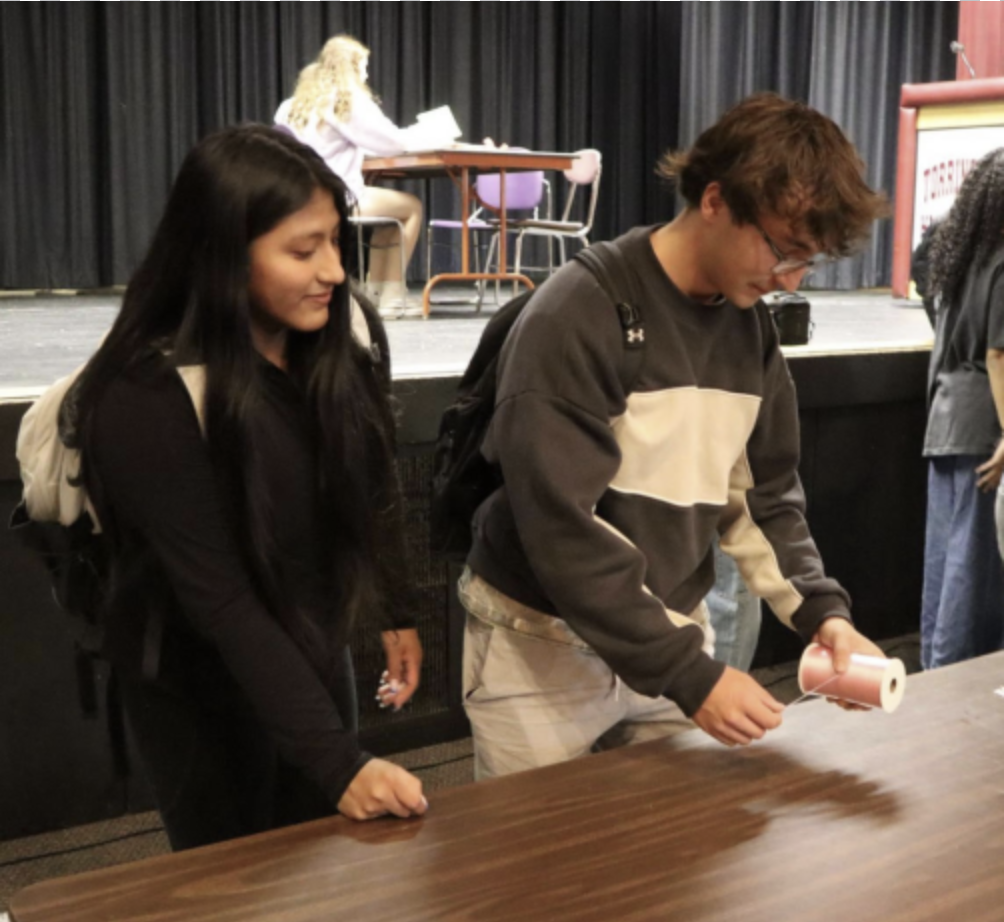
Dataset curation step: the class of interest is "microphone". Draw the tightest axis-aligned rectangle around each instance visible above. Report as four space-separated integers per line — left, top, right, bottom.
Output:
950 40 977 79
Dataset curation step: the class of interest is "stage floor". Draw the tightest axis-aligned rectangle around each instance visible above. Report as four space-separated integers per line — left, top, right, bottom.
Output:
0 287 933 401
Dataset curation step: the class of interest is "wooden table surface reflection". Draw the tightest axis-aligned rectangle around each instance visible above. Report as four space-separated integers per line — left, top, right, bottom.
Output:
11 652 1004 922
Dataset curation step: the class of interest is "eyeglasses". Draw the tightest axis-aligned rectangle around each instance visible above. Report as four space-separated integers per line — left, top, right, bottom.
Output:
754 223 827 278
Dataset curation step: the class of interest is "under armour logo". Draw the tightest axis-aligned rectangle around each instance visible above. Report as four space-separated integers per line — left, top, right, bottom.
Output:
627 328 645 344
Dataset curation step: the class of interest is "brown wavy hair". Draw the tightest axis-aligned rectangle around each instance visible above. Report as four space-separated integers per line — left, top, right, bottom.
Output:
658 93 888 257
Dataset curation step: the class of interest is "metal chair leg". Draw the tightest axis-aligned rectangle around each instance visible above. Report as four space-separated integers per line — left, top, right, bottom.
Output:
426 222 433 286
485 233 501 307
473 233 484 313
397 218 407 293
357 220 367 285
514 232 526 299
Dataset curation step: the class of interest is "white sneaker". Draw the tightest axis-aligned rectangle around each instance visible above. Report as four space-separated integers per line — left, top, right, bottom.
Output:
377 302 404 321
379 283 423 319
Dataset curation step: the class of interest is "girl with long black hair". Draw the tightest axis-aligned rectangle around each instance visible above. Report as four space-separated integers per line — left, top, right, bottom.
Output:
64 124 427 849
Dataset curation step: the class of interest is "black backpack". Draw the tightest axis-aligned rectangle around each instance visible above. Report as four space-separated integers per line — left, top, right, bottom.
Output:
429 240 646 562
9 291 386 669
9 504 111 656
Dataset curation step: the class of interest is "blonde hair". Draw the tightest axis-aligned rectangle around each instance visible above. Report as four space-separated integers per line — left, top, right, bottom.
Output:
287 35 372 129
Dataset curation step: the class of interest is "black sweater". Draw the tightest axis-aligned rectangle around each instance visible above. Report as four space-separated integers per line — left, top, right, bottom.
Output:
90 351 413 807
470 225 851 717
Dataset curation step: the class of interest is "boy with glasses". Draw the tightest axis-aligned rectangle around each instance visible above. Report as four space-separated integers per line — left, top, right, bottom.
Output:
460 93 890 778
754 222 829 277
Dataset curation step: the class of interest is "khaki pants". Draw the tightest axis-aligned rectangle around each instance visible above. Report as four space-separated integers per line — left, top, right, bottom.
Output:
460 569 698 780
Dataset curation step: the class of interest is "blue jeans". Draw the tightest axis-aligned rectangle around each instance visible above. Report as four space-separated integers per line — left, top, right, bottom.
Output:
922 455 1004 670
706 538 762 672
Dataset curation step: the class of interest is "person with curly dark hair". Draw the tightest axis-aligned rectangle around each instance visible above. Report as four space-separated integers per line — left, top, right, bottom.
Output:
922 147 1004 670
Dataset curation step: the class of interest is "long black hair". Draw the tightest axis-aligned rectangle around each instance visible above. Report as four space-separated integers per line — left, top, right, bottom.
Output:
929 147 1004 309
66 124 399 671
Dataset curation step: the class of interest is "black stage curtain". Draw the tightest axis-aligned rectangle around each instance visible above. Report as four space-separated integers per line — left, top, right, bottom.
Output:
1 2 955 290
679 2 958 290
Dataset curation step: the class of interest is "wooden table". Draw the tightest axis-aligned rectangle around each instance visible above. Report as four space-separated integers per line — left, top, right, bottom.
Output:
11 652 1004 922
363 148 576 317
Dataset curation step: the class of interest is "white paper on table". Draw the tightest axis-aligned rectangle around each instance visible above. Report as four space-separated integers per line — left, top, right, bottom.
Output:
402 105 463 151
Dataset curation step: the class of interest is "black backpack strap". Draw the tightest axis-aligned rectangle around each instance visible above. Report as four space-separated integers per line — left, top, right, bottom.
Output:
106 668 132 779
573 242 645 393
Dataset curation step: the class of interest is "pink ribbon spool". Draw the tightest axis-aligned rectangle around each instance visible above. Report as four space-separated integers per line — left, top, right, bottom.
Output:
797 643 906 713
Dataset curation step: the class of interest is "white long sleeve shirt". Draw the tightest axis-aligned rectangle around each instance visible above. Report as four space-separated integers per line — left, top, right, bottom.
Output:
275 91 409 203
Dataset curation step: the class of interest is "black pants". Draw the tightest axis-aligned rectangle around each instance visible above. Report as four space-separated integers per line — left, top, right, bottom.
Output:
119 639 357 851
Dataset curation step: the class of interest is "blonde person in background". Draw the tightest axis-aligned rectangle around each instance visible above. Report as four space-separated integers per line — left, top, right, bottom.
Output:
277 35 422 318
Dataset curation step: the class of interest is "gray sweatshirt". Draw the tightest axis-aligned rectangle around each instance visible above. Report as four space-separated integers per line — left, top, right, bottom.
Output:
468 225 851 717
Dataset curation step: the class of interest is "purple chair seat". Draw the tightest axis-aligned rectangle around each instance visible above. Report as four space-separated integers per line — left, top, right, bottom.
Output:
426 167 547 311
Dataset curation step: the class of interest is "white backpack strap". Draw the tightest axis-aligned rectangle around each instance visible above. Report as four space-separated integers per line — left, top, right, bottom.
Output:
17 362 208 533
174 365 207 435
350 295 373 352
16 364 97 529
